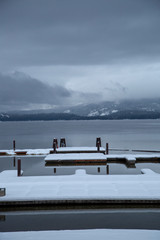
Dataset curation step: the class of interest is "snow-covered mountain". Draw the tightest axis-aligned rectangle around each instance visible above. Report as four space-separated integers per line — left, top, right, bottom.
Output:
1 99 160 121
64 99 160 117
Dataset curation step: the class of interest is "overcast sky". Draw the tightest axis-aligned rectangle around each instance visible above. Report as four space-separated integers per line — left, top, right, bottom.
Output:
0 0 160 111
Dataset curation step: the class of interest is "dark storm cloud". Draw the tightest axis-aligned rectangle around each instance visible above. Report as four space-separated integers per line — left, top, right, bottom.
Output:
0 72 71 111
0 0 160 69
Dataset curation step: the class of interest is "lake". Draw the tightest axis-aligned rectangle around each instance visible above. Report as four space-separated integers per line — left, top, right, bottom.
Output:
1 119 160 150
1 119 160 232
1 119 160 175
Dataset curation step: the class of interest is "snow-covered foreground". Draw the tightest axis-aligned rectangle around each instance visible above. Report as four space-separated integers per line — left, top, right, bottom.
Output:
1 169 160 203
0 229 160 240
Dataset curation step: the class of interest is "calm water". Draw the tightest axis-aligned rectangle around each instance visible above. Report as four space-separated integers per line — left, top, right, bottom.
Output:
1 120 160 232
1 209 160 232
1 119 160 175
0 119 160 150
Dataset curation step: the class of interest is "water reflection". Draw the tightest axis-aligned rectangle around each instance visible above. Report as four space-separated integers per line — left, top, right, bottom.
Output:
1 156 160 175
0 215 5 222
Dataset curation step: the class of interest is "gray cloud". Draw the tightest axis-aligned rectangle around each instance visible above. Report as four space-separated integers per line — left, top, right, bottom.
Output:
0 71 104 111
0 72 71 111
0 0 160 110
0 0 160 69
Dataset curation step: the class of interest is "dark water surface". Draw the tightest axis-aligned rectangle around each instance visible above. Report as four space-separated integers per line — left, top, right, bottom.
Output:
1 156 160 176
1 120 160 175
0 119 160 150
1 209 160 232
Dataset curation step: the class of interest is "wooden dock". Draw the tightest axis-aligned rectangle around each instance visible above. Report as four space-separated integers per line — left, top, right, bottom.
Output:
45 153 107 166
0 147 106 156
51 147 105 154
45 152 160 168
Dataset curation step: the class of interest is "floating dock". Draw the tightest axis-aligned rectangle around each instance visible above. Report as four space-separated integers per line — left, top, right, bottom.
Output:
1 169 160 206
45 152 160 168
0 148 52 156
0 147 105 156
51 147 105 154
45 153 107 165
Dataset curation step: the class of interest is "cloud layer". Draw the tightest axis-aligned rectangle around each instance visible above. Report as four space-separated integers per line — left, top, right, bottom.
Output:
1 0 160 68
0 72 71 111
0 0 160 110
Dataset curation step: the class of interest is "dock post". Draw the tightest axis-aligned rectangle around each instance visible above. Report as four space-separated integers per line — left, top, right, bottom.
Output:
53 142 57 153
0 188 6 197
96 137 101 147
106 165 109 175
13 140 16 151
13 157 16 167
17 159 21 177
54 168 56 173
106 143 109 155
53 138 58 148
97 142 100 152
60 138 66 147
98 167 100 173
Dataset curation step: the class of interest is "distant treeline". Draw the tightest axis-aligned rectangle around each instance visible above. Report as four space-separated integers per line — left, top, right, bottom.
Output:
0 110 160 121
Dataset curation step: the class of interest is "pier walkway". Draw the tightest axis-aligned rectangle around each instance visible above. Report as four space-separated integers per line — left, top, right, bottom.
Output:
0 147 105 156
45 153 107 165
1 169 160 206
45 152 160 167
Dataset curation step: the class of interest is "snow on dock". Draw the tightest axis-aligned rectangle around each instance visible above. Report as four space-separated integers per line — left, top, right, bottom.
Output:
0 148 52 156
0 229 160 240
0 147 105 156
56 147 105 153
45 153 107 164
45 153 160 167
1 169 160 205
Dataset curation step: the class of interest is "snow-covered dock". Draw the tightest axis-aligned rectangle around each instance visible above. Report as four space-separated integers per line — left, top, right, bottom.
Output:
1 169 160 206
0 229 160 240
0 148 52 156
0 147 105 156
45 153 107 165
45 153 160 167
56 146 105 153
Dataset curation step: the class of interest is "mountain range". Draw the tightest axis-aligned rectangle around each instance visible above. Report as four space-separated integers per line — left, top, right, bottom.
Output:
1 98 160 121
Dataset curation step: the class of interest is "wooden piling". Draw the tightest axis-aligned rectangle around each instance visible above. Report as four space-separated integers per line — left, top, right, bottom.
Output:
60 138 66 147
97 142 100 152
13 157 16 167
53 138 58 148
54 168 56 173
106 165 109 175
96 137 101 147
0 188 6 197
53 142 57 153
13 140 16 151
106 143 109 155
17 159 21 177
98 167 100 173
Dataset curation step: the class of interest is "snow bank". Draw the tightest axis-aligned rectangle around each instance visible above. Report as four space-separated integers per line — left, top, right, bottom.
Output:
0 229 160 240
